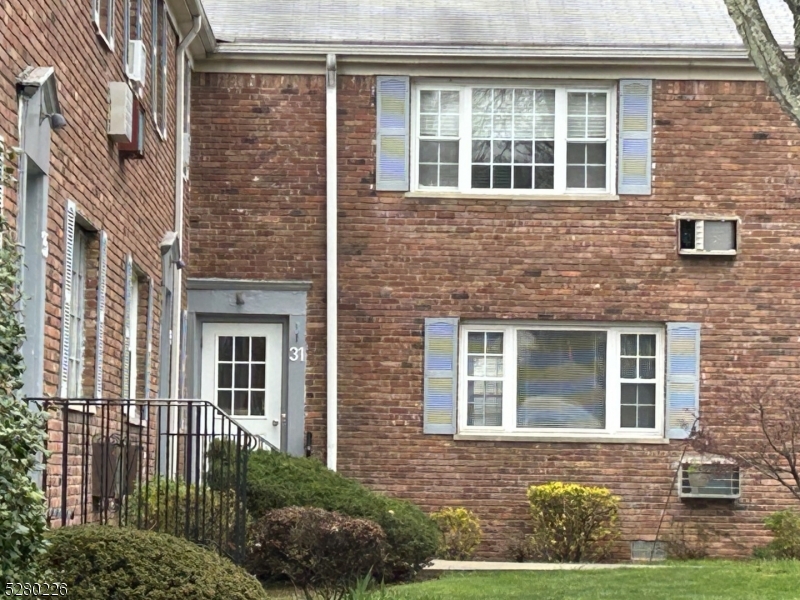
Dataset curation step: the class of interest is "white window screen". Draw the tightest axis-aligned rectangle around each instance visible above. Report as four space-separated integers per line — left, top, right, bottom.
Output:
418 90 460 187
466 331 504 426
67 229 88 398
516 330 607 429
566 92 608 189
620 333 657 428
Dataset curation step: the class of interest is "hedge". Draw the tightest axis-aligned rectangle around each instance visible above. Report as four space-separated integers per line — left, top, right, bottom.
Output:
40 525 268 600
245 451 438 581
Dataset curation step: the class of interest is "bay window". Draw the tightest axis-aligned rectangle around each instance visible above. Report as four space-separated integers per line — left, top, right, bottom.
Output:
413 83 615 194
459 323 664 438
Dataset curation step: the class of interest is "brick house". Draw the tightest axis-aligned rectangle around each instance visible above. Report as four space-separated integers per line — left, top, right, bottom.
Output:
5 0 800 560
1 0 215 523
185 0 800 558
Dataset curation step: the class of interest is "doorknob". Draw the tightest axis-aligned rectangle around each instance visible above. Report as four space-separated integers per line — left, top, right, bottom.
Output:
272 420 279 426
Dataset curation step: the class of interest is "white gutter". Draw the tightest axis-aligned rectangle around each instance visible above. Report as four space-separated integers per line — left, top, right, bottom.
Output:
326 53 338 471
205 42 789 61
170 14 202 399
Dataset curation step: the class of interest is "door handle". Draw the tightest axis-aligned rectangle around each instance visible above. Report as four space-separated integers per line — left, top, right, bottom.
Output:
272 420 279 426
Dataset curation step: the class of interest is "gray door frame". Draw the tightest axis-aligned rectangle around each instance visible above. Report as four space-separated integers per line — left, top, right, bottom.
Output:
186 279 309 456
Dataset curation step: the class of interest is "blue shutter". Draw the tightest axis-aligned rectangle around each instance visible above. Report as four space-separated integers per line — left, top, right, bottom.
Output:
618 80 653 195
376 76 410 191
423 317 458 434
59 200 77 397
666 323 701 439
94 231 108 398
122 254 133 398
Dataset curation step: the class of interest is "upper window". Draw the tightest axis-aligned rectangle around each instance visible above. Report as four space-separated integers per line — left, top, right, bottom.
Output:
413 84 615 195
151 0 168 138
93 0 115 50
459 323 664 438
123 0 143 77
66 228 89 398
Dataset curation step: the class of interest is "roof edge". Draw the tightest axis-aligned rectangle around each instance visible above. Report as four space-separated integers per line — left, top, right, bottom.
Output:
205 41 787 61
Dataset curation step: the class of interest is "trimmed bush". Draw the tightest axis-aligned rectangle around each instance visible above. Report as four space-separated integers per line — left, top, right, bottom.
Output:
40 525 267 599
246 451 438 581
124 477 242 553
526 481 620 562
430 507 482 560
761 510 800 559
249 507 386 600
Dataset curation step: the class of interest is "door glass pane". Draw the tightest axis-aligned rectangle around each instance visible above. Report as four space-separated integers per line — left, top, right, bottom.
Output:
218 364 232 389
234 390 248 415
234 364 248 388
251 391 265 416
234 337 250 361
251 337 266 361
517 330 607 429
218 336 233 361
218 391 232 414
251 364 266 389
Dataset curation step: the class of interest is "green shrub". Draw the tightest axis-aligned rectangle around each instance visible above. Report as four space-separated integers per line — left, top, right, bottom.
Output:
430 507 482 560
249 507 386 600
762 510 800 559
206 438 249 491
0 208 49 584
526 481 620 562
124 477 243 554
40 525 267 599
246 451 438 581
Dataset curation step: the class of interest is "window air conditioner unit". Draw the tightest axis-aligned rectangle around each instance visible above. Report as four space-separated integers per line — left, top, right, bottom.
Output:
127 40 147 84
119 97 145 159
678 218 737 256
107 82 133 144
678 464 741 500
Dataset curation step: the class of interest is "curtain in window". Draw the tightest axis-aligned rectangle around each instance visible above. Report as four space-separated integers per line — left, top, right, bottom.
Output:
517 330 606 429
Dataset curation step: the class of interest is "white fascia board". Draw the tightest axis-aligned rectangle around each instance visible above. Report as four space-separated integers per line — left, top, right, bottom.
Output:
195 50 768 80
208 41 794 61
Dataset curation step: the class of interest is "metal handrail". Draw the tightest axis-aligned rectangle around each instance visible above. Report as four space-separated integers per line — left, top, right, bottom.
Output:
36 397 260 565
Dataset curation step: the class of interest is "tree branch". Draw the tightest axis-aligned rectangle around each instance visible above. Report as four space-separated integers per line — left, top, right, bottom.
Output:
723 0 800 126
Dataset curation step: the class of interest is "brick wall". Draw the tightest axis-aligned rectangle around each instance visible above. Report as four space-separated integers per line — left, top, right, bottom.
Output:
191 74 800 559
1 0 181 521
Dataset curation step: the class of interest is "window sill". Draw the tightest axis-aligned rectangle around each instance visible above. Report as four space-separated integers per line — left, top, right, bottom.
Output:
93 21 115 53
404 191 620 202
453 433 670 445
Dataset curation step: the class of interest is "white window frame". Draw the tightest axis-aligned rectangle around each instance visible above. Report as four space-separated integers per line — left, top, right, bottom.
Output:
66 229 89 398
125 271 147 424
92 0 115 51
457 322 664 439
123 0 143 80
151 0 168 139
410 81 617 196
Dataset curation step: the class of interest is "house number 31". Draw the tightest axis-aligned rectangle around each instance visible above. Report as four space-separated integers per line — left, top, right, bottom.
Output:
289 347 306 362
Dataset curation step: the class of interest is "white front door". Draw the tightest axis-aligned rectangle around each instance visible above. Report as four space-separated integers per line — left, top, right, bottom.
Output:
201 323 283 449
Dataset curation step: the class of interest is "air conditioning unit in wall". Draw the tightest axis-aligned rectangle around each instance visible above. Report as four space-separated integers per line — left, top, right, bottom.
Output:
678 218 738 256
678 464 741 499
126 40 147 84
107 82 134 144
119 97 145 159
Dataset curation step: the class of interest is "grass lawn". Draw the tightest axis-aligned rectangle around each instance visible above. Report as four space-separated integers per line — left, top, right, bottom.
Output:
383 561 800 600
262 561 800 599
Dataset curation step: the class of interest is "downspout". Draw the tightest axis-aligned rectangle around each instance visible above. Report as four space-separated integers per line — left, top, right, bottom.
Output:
170 15 202 399
326 54 338 470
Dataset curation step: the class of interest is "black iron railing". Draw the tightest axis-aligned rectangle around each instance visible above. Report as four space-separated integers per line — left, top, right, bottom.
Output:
38 398 270 565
